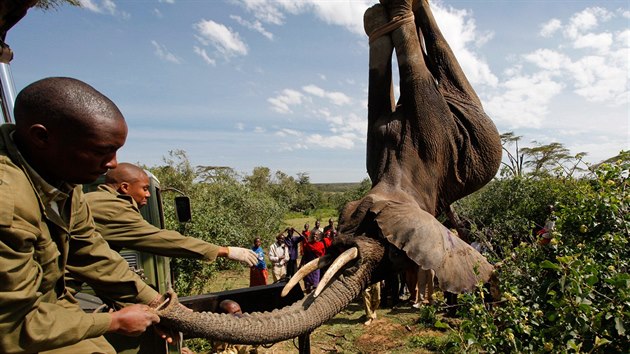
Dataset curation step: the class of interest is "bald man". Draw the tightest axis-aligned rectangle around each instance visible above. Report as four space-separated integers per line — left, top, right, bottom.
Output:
84 162 258 267
0 77 163 353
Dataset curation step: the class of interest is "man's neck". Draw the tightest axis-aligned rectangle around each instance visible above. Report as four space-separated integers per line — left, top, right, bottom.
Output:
14 135 63 187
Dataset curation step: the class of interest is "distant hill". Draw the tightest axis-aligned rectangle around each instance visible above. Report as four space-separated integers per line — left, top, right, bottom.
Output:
313 182 361 193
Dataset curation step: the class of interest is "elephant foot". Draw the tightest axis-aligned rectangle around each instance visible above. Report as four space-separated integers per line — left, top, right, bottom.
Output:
366 2 416 44
364 4 389 38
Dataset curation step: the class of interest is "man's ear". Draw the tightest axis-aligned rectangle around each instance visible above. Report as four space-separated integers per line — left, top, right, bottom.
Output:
28 124 50 149
118 182 130 195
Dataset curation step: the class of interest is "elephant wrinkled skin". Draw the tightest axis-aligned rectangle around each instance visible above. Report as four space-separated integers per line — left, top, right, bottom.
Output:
157 0 502 344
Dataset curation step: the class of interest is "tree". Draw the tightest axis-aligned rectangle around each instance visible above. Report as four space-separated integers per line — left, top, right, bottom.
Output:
500 132 525 178
331 178 372 214
244 166 271 192
148 151 287 294
500 133 588 179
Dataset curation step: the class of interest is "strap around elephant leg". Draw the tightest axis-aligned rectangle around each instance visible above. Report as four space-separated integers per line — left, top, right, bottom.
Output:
368 13 415 43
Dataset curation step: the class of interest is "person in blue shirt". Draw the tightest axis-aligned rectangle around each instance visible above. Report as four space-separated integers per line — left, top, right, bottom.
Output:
249 237 268 286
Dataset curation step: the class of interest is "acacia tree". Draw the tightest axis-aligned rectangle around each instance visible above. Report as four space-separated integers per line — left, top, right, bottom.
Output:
500 132 588 179
521 141 571 176
500 132 525 178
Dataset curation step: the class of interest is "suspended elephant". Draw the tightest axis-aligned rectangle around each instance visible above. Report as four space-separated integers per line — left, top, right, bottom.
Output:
156 0 502 343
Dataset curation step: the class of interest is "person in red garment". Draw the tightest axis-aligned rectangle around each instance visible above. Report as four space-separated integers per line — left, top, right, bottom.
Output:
299 230 331 293
249 237 268 287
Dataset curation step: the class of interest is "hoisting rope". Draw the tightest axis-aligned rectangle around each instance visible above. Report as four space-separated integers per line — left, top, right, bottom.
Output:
368 13 415 44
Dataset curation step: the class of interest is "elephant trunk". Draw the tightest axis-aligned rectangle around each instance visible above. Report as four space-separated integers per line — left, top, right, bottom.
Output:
156 237 384 344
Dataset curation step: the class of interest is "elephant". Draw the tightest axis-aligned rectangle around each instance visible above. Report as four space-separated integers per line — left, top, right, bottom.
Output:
156 0 502 344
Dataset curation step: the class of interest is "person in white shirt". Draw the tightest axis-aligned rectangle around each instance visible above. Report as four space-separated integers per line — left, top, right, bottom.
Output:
269 234 289 282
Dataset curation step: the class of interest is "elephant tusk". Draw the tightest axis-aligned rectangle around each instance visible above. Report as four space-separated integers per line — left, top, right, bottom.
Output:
314 247 358 298
281 255 332 297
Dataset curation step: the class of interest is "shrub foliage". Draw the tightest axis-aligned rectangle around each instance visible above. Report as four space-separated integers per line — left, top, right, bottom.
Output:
453 152 629 353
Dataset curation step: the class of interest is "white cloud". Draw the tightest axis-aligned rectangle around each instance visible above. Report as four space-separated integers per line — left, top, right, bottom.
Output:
194 19 248 58
302 84 351 106
233 0 371 35
523 49 571 71
275 128 301 137
573 32 613 53
79 0 129 18
540 19 562 38
193 46 216 66
564 7 613 39
233 0 498 90
254 126 266 133
151 40 182 64
267 82 365 151
268 89 304 114
153 8 163 18
485 72 564 128
230 15 274 40
568 55 627 104
236 122 245 130
305 133 356 150
488 5 629 129
431 3 498 87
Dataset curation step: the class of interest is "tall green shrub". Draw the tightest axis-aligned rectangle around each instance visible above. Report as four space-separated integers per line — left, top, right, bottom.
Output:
454 153 629 353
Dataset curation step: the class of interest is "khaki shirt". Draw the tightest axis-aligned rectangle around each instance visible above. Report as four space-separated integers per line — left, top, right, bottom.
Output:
85 184 220 260
0 124 159 353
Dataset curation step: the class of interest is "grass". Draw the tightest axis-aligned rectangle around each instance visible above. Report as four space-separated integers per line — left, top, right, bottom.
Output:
281 211 339 232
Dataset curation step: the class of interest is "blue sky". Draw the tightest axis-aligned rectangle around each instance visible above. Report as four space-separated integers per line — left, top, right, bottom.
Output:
6 0 629 183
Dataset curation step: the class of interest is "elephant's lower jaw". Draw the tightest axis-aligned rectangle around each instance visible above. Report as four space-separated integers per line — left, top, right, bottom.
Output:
155 236 385 344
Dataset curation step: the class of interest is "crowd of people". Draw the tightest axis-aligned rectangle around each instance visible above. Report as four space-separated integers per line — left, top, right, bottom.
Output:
247 217 439 327
248 218 337 294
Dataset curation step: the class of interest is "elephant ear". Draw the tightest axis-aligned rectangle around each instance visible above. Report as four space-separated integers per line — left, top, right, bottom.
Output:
370 195 493 293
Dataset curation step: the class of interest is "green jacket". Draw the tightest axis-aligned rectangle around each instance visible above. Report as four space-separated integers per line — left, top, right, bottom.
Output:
85 184 220 260
0 124 159 353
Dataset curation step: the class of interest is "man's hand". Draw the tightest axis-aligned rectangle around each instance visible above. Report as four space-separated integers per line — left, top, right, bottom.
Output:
108 304 160 336
227 246 258 267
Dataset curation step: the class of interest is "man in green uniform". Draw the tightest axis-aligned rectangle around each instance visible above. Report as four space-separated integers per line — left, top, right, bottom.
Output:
84 162 258 265
0 77 164 353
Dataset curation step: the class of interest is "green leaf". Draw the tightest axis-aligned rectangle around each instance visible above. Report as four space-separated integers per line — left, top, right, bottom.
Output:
540 260 561 271
585 275 598 286
434 320 450 330
594 336 611 348
615 317 626 336
557 255 574 264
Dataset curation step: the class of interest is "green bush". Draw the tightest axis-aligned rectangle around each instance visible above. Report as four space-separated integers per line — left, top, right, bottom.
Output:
149 151 287 295
454 152 629 353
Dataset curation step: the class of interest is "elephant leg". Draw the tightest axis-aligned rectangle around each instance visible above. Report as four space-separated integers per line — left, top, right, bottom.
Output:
381 0 454 141
413 0 482 105
365 4 395 118
413 0 501 206
364 4 398 181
